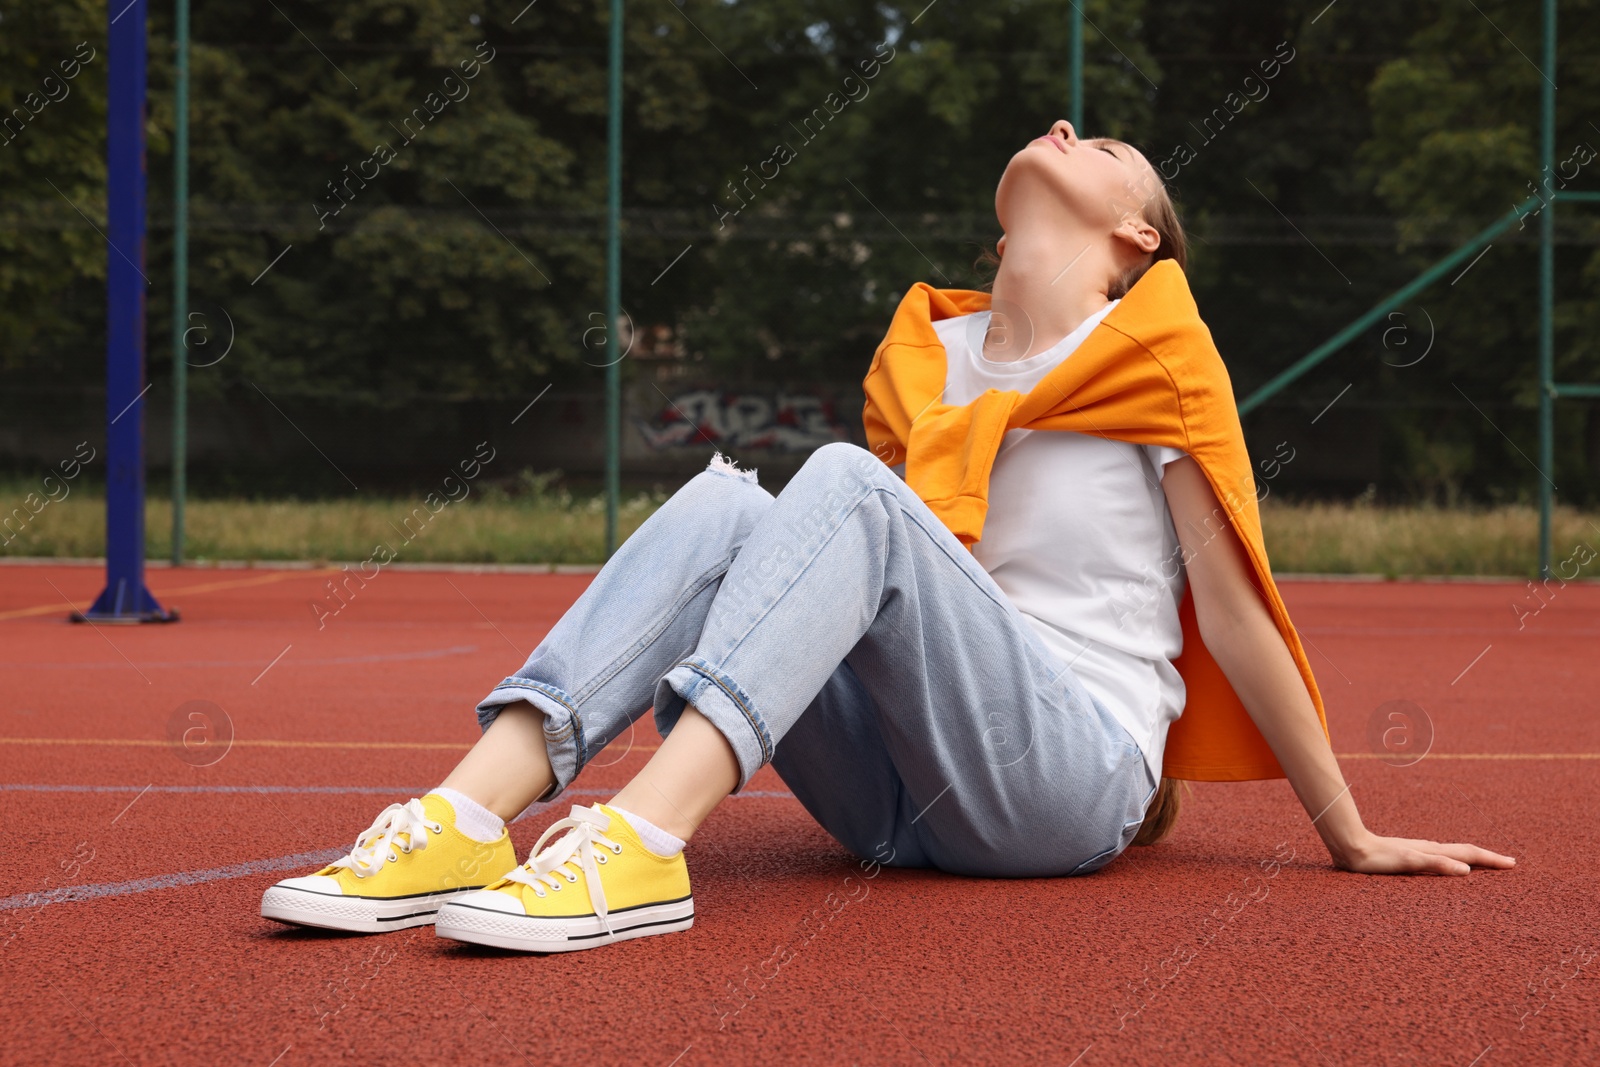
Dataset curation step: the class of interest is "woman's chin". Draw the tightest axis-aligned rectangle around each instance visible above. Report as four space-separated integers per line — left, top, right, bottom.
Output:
996 156 1087 222
1007 140 1063 171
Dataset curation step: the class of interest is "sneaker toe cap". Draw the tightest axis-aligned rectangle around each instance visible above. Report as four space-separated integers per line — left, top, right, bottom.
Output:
451 888 527 916
272 874 345 897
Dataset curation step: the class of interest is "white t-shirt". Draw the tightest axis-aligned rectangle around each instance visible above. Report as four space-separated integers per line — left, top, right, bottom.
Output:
931 301 1189 784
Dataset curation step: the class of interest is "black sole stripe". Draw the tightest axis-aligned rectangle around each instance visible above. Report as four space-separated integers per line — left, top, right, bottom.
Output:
267 906 438 925
447 891 693 923
272 883 489 904
441 904 695 941
566 913 695 941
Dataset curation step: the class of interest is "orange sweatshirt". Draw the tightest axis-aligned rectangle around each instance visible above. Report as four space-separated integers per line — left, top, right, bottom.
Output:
861 259 1327 781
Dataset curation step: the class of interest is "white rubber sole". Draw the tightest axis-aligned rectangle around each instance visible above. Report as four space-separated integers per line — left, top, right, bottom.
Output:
434 896 695 953
261 884 488 933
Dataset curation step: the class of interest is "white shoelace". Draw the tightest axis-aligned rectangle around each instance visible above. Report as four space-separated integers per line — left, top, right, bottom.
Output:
329 798 443 879
504 805 623 930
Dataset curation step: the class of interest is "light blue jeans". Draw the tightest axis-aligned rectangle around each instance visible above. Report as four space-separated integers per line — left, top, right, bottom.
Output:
476 443 1156 877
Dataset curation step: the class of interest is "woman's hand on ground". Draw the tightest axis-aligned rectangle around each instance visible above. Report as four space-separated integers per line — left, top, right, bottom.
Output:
1332 830 1517 876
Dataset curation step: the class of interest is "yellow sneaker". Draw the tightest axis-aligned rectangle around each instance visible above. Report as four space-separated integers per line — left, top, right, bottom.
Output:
261 794 515 933
434 803 693 953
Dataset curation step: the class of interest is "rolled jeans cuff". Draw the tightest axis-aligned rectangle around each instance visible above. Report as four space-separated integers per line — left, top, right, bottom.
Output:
653 656 773 791
476 678 584 803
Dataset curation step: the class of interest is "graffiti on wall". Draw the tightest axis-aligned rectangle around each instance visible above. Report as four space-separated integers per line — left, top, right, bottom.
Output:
638 390 852 451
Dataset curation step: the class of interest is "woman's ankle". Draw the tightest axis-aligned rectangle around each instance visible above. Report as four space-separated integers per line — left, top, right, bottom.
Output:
430 786 507 842
438 701 555 820
609 705 739 841
609 805 687 856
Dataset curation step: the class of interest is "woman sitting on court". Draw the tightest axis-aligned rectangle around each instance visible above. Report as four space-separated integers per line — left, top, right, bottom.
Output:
262 119 1513 952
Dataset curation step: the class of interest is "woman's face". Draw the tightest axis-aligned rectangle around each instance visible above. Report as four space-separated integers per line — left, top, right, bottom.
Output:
995 119 1160 247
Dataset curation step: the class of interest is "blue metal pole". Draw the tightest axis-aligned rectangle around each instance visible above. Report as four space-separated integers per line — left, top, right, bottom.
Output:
77 0 175 623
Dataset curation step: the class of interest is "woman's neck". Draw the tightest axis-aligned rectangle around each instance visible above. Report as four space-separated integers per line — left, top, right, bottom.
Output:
985 230 1117 364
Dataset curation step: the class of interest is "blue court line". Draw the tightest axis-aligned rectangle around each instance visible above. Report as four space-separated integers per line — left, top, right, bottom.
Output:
0 786 797 913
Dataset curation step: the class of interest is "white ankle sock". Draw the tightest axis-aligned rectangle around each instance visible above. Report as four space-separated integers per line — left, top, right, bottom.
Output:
610 805 685 857
431 787 505 843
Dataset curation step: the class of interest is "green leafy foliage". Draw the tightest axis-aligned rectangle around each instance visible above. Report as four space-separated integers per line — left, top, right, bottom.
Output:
1355 0 1600 500
2 0 1597 501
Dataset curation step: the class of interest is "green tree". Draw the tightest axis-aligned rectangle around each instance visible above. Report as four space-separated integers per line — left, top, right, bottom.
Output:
0 0 106 373
4 0 1593 502
1357 0 1600 503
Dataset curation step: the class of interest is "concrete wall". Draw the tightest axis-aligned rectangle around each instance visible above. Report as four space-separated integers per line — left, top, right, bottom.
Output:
3 377 1398 499
0 380 870 493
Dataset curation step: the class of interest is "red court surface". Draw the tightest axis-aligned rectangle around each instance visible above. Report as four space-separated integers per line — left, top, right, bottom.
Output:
2 563 1597 1066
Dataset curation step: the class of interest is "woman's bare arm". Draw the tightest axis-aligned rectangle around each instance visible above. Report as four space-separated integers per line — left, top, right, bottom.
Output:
1160 456 1514 875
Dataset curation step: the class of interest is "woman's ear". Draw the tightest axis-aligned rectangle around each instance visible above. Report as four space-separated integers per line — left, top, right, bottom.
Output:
996 234 1007 257
1114 215 1160 257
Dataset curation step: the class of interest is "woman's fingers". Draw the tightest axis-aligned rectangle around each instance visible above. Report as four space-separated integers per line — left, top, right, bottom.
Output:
1403 848 1471 876
1399 838 1517 869
1438 841 1516 868
1348 835 1518 875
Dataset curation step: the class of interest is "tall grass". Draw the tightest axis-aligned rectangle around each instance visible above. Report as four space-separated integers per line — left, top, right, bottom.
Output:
0 477 666 566
2 480 1596 576
1259 498 1600 577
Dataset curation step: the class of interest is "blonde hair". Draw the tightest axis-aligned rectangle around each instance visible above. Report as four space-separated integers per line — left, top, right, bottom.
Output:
1109 146 1189 846
1132 776 1186 847
1108 149 1187 298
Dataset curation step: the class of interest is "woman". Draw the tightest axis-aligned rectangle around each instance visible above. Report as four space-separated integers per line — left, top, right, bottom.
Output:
261 120 1513 952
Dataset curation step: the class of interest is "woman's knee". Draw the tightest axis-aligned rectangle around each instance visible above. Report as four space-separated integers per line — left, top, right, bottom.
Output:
667 452 775 529
793 442 893 495
803 441 878 473
760 443 901 561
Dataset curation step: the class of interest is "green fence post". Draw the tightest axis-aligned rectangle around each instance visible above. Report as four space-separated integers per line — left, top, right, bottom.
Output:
604 0 623 557
171 0 191 564
1537 0 1556 579
1069 3 1083 131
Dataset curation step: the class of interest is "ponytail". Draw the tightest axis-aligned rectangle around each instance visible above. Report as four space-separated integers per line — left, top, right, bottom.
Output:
1132 776 1185 846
